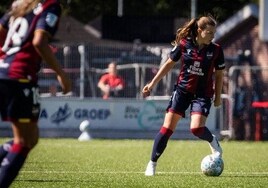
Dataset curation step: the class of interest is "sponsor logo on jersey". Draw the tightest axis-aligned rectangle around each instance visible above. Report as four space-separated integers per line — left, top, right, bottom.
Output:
194 61 200 67
206 51 213 59
187 61 205 76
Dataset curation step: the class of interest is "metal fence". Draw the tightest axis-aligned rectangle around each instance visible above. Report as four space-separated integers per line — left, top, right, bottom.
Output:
39 44 178 99
221 65 268 140
39 44 268 140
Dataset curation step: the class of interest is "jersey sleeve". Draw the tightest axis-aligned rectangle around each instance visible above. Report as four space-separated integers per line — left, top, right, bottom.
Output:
215 47 225 70
35 4 61 37
169 45 182 62
0 13 10 29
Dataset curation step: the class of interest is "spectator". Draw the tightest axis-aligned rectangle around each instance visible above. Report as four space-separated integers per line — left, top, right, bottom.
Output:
233 71 255 140
98 62 125 99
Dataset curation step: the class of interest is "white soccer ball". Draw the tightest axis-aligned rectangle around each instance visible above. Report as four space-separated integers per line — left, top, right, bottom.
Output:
79 120 90 132
201 154 224 176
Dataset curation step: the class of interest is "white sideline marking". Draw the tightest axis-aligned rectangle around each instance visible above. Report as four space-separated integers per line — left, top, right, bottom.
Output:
21 171 268 176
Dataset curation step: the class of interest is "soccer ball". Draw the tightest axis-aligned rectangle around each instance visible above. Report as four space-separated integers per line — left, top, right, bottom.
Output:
79 120 90 132
201 154 224 176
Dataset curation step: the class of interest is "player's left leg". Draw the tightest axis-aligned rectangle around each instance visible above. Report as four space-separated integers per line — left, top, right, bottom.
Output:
190 97 222 158
145 112 181 176
0 122 39 188
190 114 222 157
209 134 222 157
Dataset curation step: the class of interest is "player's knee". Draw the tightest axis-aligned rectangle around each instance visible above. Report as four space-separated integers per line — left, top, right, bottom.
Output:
191 127 205 137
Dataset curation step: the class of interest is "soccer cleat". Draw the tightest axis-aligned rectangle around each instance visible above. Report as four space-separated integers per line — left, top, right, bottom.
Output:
209 135 222 158
145 160 157 176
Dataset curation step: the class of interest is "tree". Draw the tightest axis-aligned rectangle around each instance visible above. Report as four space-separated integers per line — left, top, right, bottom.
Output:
67 0 258 23
0 0 259 23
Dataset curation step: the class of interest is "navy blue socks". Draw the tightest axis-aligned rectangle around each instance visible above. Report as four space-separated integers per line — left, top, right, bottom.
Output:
151 127 173 162
0 140 13 162
191 127 213 142
0 143 30 188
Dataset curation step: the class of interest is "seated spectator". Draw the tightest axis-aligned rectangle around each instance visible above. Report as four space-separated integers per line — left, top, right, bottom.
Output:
98 62 125 99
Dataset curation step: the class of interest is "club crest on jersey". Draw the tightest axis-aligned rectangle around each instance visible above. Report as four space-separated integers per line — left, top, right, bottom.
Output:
194 61 200 67
46 13 58 27
206 51 213 59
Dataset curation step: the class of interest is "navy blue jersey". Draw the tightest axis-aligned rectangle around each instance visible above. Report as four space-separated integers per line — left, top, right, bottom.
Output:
169 38 225 97
0 0 61 83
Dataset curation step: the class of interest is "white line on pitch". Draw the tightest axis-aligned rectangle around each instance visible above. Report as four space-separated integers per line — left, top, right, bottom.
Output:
21 171 268 175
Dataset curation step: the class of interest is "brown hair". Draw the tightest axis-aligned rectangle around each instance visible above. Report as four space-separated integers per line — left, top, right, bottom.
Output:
9 0 41 18
172 15 217 46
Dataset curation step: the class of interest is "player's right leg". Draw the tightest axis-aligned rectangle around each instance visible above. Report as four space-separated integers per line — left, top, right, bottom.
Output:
209 134 222 157
145 112 181 176
0 81 40 187
0 122 39 188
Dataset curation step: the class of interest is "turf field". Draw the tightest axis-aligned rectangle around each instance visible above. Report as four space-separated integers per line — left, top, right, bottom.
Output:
2 138 268 188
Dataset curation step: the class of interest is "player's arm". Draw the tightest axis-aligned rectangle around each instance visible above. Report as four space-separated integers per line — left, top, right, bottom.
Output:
115 84 123 91
33 29 71 94
97 79 106 90
142 58 175 97
98 75 111 94
115 77 125 91
214 69 224 107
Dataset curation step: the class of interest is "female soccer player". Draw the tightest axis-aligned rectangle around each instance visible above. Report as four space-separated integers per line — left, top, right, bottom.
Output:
0 0 71 186
142 15 225 176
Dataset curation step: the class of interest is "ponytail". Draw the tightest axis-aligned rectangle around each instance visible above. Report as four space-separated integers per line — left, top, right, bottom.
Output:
9 0 41 18
172 18 198 46
172 15 217 46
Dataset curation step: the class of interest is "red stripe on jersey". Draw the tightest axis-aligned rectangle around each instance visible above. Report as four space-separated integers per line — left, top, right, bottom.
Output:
205 45 220 97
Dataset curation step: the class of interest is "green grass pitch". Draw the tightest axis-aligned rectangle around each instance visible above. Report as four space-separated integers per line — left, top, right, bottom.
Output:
2 138 268 188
